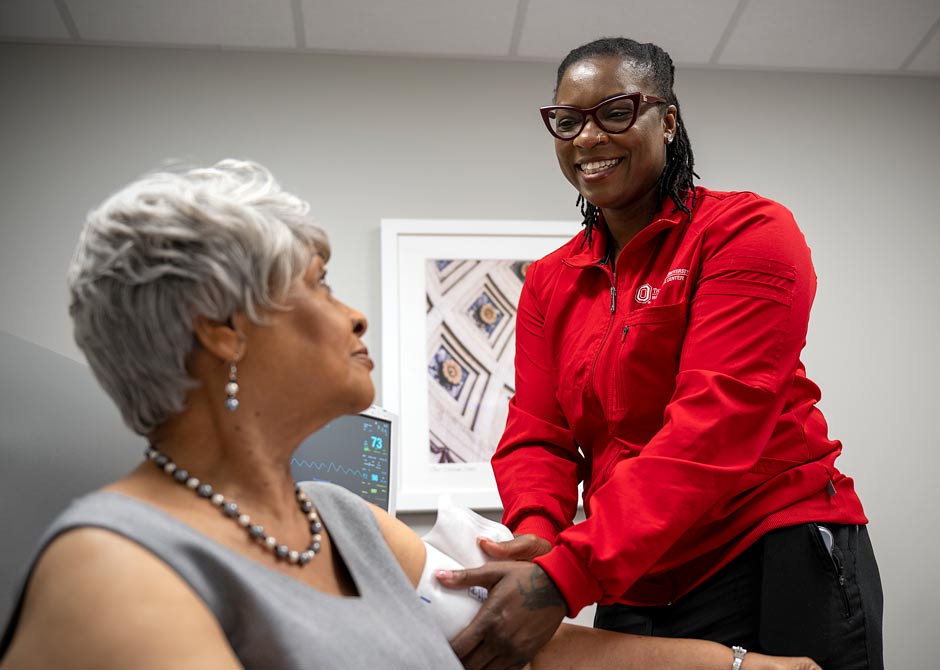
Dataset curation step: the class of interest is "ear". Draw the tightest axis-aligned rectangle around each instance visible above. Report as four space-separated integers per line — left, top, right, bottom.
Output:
663 104 678 137
193 314 246 363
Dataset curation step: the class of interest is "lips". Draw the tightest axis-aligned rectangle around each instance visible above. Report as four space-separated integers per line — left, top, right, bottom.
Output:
578 157 622 176
353 348 374 371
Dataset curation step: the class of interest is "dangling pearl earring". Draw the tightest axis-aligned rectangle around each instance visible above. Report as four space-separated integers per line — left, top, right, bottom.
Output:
225 363 239 411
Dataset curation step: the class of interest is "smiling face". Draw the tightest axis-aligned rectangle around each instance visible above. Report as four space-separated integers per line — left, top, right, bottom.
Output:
553 56 677 222
240 253 375 434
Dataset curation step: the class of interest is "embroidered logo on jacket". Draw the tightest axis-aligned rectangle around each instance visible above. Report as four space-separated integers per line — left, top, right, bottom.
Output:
663 268 689 284
635 284 657 304
635 268 688 304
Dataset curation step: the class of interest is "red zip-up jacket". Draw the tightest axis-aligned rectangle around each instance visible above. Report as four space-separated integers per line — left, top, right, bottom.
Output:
492 187 867 616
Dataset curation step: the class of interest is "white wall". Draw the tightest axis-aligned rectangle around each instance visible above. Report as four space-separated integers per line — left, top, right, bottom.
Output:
1 44 937 667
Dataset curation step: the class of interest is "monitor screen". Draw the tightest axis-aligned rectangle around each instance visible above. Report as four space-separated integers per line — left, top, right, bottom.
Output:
290 405 398 515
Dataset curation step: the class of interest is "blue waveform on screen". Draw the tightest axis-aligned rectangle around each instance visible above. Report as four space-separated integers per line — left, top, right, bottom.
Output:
291 458 367 479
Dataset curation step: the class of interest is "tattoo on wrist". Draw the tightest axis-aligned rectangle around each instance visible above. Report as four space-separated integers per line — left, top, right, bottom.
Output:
517 568 565 610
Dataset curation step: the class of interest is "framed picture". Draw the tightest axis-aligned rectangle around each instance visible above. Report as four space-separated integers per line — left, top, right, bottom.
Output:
381 219 577 512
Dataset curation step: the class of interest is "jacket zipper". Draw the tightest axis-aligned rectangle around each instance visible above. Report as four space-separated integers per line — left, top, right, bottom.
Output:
589 267 618 389
610 270 617 313
614 325 631 408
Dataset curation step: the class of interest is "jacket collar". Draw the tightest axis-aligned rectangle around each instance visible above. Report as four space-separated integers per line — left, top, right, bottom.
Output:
564 190 693 269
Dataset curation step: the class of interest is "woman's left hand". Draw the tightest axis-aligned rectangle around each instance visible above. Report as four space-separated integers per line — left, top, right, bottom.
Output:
437 560 566 670
478 534 552 562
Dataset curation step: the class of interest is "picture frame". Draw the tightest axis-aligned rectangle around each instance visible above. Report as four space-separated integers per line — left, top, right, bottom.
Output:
380 219 577 512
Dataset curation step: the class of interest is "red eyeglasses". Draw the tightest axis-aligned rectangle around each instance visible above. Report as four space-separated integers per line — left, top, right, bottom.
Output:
540 92 668 140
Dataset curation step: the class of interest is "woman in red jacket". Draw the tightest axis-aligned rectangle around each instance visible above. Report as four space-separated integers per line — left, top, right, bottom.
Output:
438 37 883 670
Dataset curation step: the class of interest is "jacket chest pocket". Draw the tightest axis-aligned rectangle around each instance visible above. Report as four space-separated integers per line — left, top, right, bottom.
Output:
609 302 688 436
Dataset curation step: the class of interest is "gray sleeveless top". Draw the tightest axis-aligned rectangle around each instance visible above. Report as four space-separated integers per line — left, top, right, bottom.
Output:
1 481 462 669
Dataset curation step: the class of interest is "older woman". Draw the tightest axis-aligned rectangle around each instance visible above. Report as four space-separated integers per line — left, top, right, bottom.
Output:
0 160 459 669
0 160 819 670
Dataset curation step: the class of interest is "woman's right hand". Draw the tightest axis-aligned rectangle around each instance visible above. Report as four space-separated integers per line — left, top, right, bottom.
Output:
479 533 552 561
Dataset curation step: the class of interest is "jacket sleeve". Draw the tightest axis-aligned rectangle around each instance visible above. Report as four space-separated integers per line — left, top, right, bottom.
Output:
492 259 583 542
534 196 818 615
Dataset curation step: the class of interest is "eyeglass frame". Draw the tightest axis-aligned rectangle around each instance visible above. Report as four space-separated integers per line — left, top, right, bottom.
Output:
539 92 669 140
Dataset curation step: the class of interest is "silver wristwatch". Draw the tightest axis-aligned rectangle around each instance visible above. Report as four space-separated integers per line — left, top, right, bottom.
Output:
731 645 747 670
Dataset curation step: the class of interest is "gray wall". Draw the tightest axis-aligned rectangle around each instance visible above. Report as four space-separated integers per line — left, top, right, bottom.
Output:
1 44 937 666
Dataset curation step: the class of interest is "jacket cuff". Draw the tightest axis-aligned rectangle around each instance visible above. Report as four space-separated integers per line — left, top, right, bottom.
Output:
533 543 603 617
513 514 560 543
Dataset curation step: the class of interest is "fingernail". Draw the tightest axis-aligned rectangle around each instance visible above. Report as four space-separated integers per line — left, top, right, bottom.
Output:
434 569 452 580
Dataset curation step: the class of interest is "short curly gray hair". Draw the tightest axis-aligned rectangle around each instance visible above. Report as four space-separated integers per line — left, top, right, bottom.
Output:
68 159 329 435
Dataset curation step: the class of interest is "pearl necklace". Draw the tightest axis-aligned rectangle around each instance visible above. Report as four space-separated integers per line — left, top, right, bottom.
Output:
145 445 323 566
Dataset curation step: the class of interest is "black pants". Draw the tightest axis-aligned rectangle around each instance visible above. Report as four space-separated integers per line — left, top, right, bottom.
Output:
594 524 883 670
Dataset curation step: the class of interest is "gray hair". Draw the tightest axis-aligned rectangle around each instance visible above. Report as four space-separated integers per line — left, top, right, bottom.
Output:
68 159 329 435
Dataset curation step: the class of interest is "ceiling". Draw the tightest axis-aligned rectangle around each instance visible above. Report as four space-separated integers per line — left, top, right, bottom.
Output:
1 0 940 76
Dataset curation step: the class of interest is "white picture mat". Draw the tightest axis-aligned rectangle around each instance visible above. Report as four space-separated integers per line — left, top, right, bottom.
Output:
381 219 577 511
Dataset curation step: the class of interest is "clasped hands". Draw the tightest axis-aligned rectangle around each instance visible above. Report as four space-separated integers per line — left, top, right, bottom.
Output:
435 534 564 670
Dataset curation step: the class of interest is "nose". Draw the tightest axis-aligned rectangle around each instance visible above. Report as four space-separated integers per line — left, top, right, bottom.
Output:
573 116 608 149
350 306 368 336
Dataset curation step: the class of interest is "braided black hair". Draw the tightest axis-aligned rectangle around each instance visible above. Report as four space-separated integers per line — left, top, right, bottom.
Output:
555 37 699 246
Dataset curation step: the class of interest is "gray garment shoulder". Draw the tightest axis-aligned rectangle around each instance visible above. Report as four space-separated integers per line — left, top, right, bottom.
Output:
0 481 460 670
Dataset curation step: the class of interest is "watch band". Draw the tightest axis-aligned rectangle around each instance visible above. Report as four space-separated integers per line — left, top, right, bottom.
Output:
731 645 747 670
